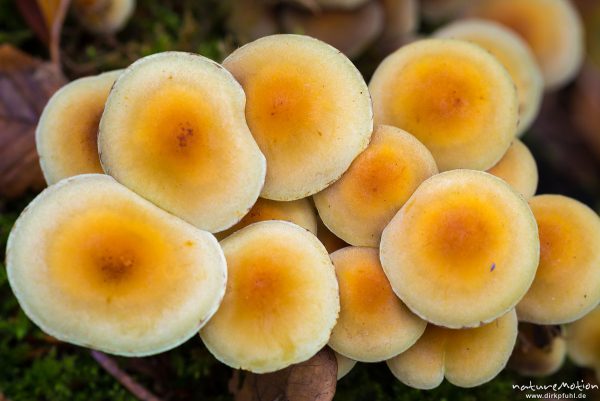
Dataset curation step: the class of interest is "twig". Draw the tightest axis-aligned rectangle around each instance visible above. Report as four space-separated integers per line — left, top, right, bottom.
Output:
90 350 164 401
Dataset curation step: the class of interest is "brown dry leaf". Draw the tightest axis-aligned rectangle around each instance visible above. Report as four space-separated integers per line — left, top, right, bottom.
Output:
16 0 71 64
230 348 338 401
0 45 66 199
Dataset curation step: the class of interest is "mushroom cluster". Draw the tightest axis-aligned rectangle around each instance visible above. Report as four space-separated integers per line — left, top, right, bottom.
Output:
228 0 419 59
5 4 599 391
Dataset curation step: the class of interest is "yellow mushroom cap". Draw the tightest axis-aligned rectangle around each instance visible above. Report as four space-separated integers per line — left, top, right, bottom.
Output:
216 197 317 240
6 174 226 356
387 310 518 389
486 139 538 199
370 38 518 171
509 323 566 377
316 218 349 254
434 19 544 136
466 0 584 90
200 221 340 373
517 195 600 324
99 52 266 233
566 306 600 377
74 0 136 34
334 351 357 380
36 69 122 185
223 34 373 200
380 169 539 328
314 125 438 247
329 247 426 362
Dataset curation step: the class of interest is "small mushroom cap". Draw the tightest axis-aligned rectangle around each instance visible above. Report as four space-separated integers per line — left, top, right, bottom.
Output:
281 1 384 58
334 351 357 380
517 195 600 324
6 174 226 356
99 52 266 233
509 323 566 377
434 19 544 135
314 125 438 247
387 325 446 390
74 0 135 34
36 70 122 185
329 247 426 362
566 307 600 374
316 218 349 253
369 38 518 171
380 170 539 328
486 139 538 199
223 34 373 200
216 197 317 240
387 310 518 389
466 0 584 90
200 221 340 373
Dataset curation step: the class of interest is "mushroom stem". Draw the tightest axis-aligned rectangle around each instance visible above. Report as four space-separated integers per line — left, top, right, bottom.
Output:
90 350 164 401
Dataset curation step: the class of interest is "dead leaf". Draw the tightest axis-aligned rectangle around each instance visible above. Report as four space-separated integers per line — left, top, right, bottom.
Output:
0 45 67 199
16 0 71 64
230 348 338 401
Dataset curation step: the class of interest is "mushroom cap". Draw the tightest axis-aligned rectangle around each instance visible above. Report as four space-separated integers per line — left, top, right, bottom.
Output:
387 310 518 389
36 70 122 185
316 217 349 254
74 0 136 34
223 34 373 200
369 38 518 171
486 139 538 199
434 19 544 136
566 307 600 372
387 325 446 390
380 169 539 328
6 174 226 356
329 247 426 362
466 0 584 90
200 221 340 373
334 351 357 380
99 51 266 233
281 1 384 58
215 197 318 240
517 195 600 324
509 323 566 377
314 125 438 247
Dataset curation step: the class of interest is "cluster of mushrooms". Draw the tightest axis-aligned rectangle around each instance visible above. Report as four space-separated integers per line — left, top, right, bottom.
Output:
7 0 600 390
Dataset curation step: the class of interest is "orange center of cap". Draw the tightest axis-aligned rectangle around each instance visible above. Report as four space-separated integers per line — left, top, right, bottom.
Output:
385 54 491 147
